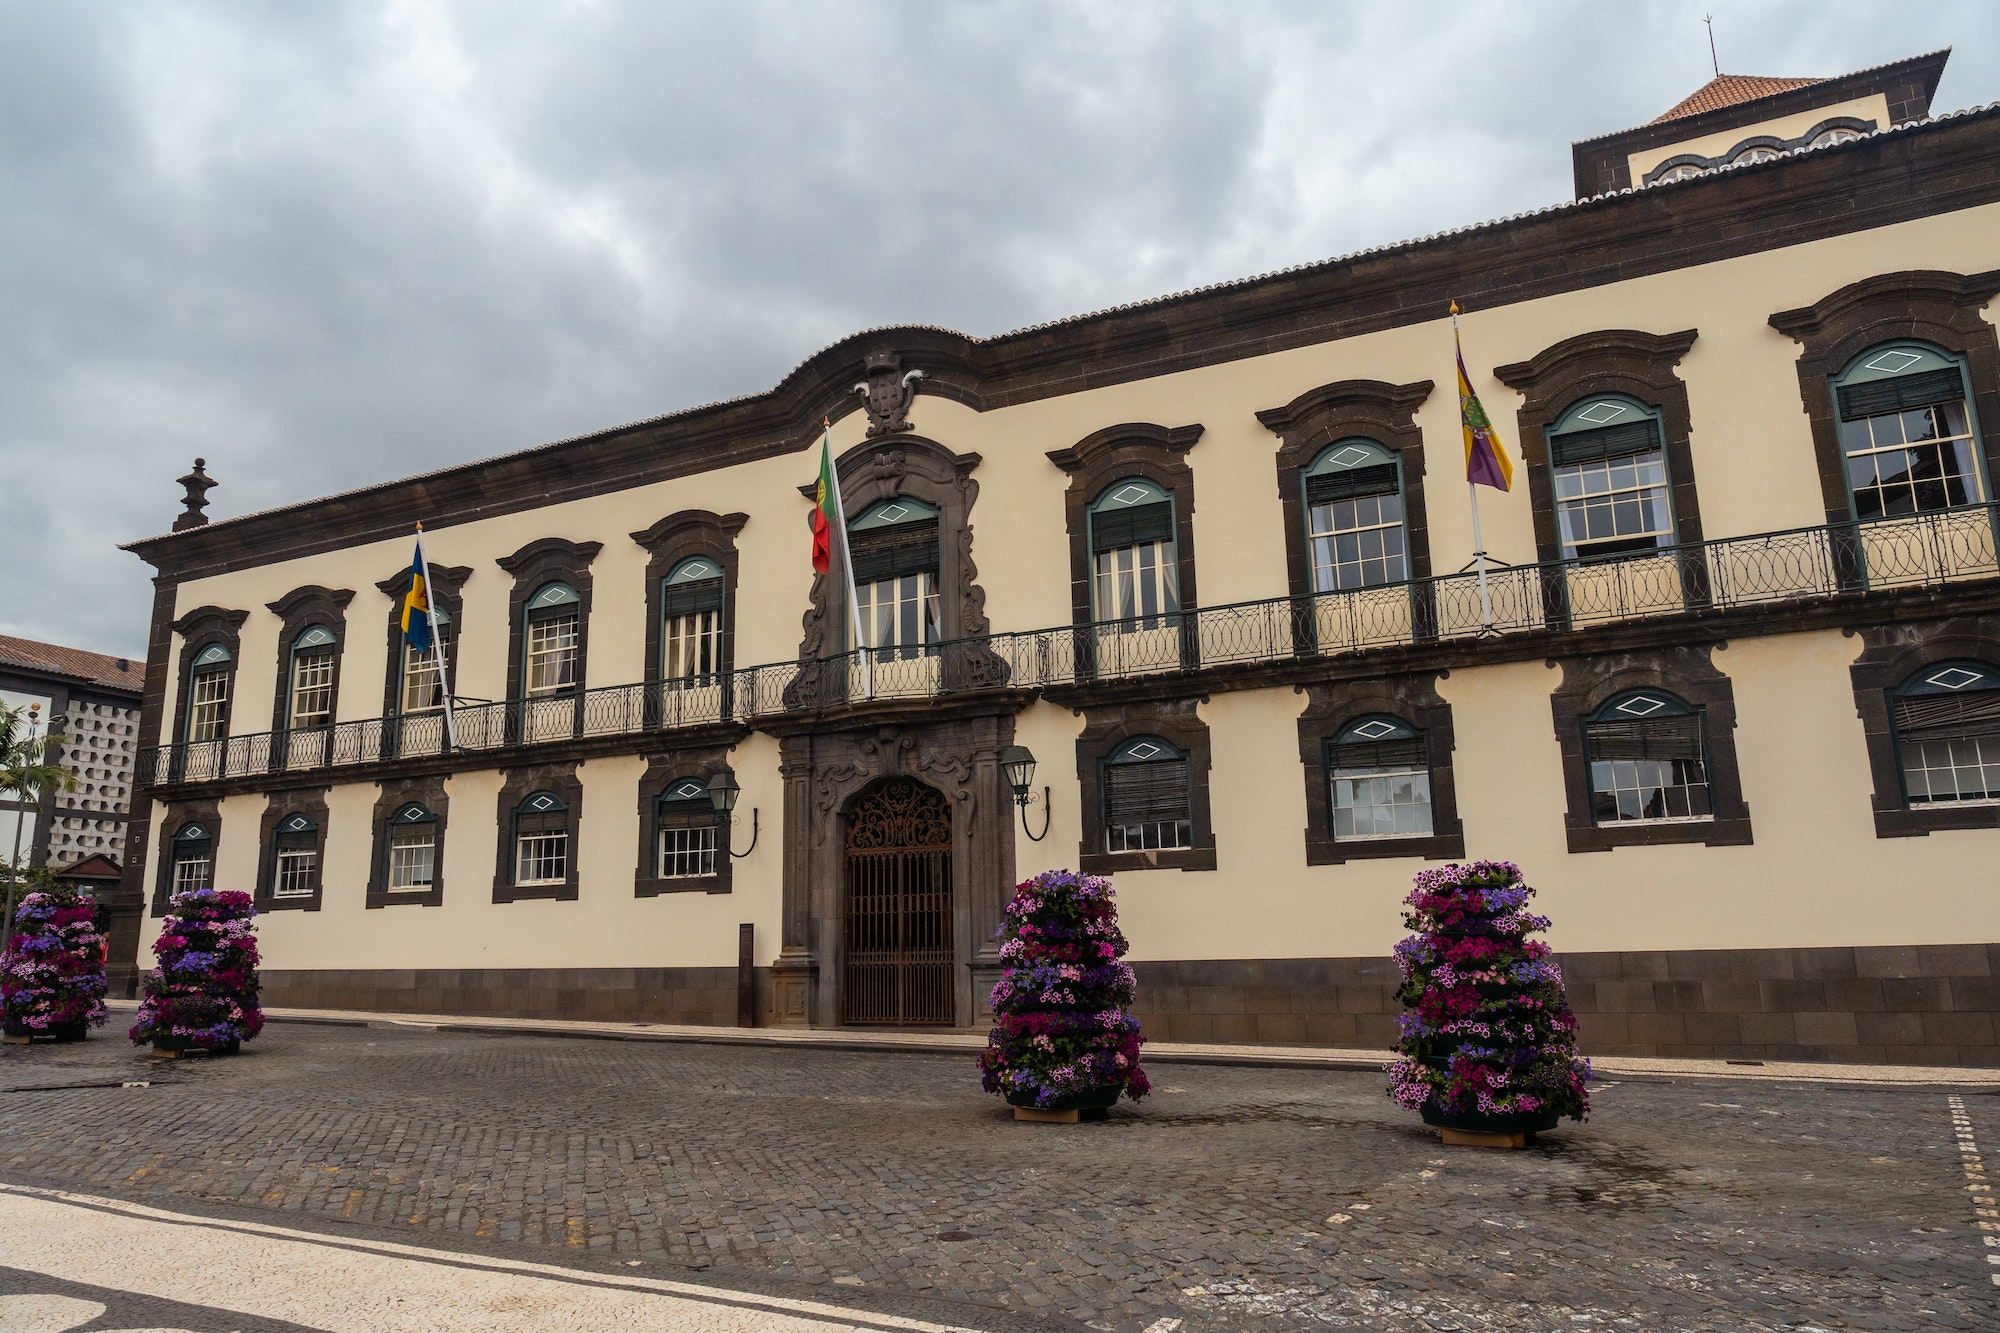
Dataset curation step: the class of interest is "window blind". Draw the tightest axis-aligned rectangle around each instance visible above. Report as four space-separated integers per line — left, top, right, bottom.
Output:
661 578 724 618
516 808 567 836
1584 714 1704 761
656 796 715 829
848 519 939 584
1329 736 1428 769
1306 462 1399 505
1104 759 1190 825
1837 368 1964 421
1551 419 1663 469
1893 689 2000 739
1091 501 1174 552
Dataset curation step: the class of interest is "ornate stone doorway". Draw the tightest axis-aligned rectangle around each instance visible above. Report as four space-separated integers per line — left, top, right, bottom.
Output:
842 778 955 1026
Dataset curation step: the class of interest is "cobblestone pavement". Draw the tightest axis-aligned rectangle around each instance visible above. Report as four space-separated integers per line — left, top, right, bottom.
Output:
2 1021 1998 1332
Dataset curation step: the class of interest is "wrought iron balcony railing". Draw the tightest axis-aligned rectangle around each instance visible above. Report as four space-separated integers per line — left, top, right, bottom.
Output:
142 503 2000 788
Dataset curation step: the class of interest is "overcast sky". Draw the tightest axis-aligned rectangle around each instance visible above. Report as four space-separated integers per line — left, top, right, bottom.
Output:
2 0 1996 659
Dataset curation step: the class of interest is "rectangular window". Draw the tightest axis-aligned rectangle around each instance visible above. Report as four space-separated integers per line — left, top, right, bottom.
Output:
387 825 436 889
401 640 449 713
515 829 568 885
1093 541 1180 626
1310 493 1406 593
1555 453 1674 560
1840 401 1982 519
526 614 579 695
187 671 230 742
1103 760 1192 851
1901 735 2000 804
664 607 722 684
658 825 717 878
289 652 335 730
854 572 939 657
1585 715 1712 823
172 853 212 894
1330 738 1433 839
272 840 318 898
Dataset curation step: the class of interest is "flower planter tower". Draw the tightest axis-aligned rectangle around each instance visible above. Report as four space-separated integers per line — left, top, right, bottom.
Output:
129 888 263 1057
980 870 1150 1123
1 886 109 1043
1387 861 1589 1147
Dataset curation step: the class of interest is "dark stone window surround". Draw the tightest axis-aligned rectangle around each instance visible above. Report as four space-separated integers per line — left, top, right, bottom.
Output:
1296 671 1465 865
792 436 989 660
1047 424 1203 633
496 538 603 703
1847 616 2000 839
1075 698 1216 875
493 761 584 903
1493 329 1706 568
264 586 357 736
1768 270 2000 527
150 798 222 916
168 606 249 748
1640 117 1880 186
365 774 449 908
634 746 734 897
631 511 749 686
1257 380 1437 600
253 787 331 913
1549 643 1753 852
374 564 471 719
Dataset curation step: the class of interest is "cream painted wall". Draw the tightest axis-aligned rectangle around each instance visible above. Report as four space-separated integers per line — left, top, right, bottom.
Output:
1626 94 1891 180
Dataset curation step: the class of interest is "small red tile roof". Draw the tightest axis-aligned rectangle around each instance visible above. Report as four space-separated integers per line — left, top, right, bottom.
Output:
0 634 145 694
56 853 123 880
1652 74 1827 124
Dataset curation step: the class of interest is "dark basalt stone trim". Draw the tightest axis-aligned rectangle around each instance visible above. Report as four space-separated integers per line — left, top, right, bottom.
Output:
1296 672 1465 865
498 538 602 706
258 966 753 1028
265 586 355 740
1548 643 1754 853
376 564 470 723
166 605 248 755
1074 698 1217 876
634 748 733 897
1569 49 1948 197
366 773 449 909
1048 424 1203 658
1258 380 1436 601
493 761 583 904
253 787 330 913
1495 329 1705 575
1846 617 2000 839
150 797 221 918
632 511 747 689
1768 269 2000 529
124 108 2000 584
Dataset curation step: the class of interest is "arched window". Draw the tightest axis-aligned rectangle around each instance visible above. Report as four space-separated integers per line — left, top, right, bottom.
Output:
1303 440 1407 592
186 644 232 743
385 802 437 892
523 583 581 696
1089 479 1179 626
1654 162 1704 184
1547 395 1676 561
287 626 336 731
1833 342 1986 519
662 557 724 685
848 498 940 657
170 823 213 894
654 777 718 879
1583 689 1710 824
513 790 569 886
1326 716 1431 839
1809 126 1861 149
1102 735 1191 852
400 603 451 715
1890 661 2000 806
271 812 321 898
1730 144 1780 166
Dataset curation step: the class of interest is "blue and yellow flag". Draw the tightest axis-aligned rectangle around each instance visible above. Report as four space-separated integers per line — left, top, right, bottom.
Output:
401 537 435 655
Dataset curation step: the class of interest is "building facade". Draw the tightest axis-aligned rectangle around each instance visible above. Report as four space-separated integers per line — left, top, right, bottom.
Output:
119 52 2000 1063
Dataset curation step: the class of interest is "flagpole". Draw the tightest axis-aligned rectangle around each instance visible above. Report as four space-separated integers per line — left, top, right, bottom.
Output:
1453 303 1496 634
415 524 458 750
822 421 873 700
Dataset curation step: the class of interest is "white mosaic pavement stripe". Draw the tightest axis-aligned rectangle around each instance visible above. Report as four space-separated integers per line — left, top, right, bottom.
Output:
0 1183 987 1333
1945 1094 2000 1287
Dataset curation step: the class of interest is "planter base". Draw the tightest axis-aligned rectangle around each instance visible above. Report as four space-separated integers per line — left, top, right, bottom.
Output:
1 1034 27 1046
1014 1106 1079 1124
1441 1127 1529 1149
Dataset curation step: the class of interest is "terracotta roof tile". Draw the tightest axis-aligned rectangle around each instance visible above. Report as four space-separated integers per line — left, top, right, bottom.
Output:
1652 74 1826 124
0 634 145 694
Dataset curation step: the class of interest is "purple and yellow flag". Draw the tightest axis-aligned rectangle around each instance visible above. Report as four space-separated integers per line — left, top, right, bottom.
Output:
1453 311 1514 492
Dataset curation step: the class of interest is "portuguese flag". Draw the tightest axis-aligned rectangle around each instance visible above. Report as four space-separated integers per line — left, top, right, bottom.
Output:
809 428 837 573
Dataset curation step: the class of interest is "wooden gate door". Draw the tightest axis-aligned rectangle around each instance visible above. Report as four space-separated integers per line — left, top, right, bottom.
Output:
843 778 954 1026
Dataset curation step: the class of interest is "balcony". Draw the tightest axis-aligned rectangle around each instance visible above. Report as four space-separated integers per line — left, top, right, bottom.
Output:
142 504 2000 789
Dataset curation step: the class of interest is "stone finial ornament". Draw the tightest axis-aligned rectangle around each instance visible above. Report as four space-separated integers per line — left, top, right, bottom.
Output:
852 352 924 438
172 458 217 532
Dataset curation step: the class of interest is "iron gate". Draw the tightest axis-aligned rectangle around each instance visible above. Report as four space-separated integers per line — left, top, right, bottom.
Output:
843 778 954 1026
